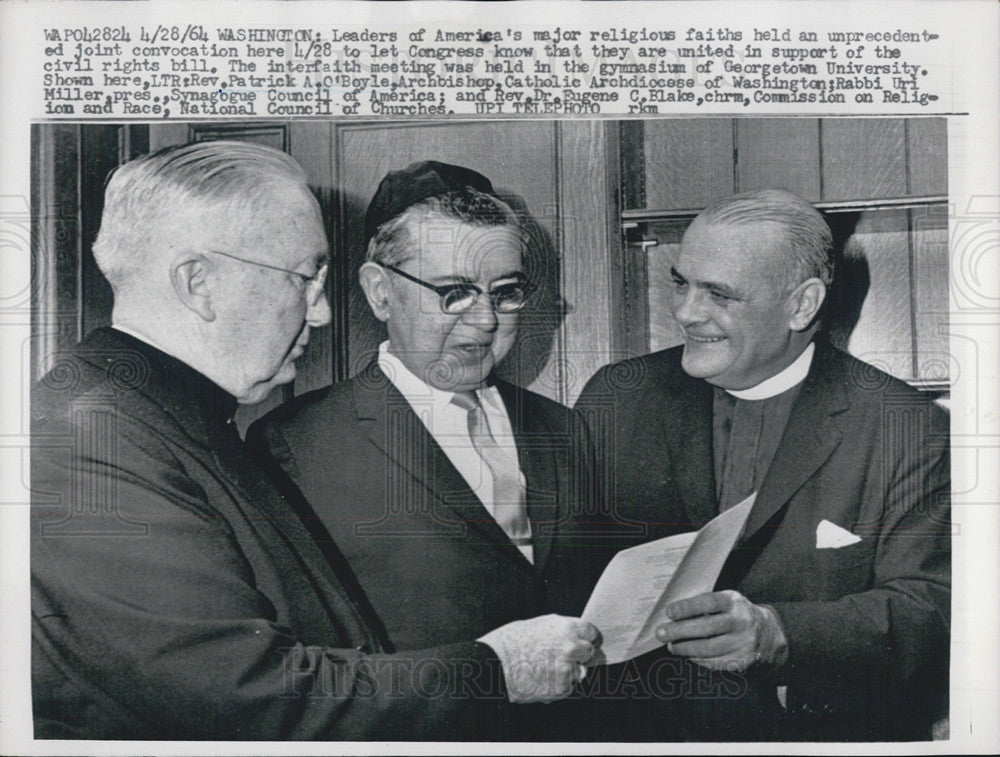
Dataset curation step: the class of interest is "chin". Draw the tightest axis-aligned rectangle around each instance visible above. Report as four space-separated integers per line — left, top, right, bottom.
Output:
237 387 270 406
453 354 494 386
240 368 296 405
681 351 717 377
682 340 737 375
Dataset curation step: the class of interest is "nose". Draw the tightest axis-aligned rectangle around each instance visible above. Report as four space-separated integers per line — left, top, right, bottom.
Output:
671 286 706 329
461 290 499 332
307 292 332 328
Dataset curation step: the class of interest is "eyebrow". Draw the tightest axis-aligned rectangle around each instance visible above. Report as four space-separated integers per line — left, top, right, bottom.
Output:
670 267 742 299
426 272 525 286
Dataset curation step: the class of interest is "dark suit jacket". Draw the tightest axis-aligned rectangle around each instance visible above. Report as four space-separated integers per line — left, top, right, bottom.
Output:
31 328 508 740
247 362 643 742
247 361 610 653
575 341 951 741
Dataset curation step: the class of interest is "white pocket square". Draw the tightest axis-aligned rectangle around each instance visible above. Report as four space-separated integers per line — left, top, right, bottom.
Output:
816 519 862 549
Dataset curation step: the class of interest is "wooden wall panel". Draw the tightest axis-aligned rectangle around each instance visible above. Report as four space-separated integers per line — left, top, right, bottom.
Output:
337 121 559 396
79 127 119 340
642 221 687 353
907 118 948 196
147 123 189 152
647 243 685 353
821 119 907 201
32 125 147 382
844 209 914 380
736 119 821 201
557 121 618 404
643 120 734 209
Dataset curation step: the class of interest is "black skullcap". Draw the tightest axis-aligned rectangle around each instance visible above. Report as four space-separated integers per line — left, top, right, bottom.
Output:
364 160 495 243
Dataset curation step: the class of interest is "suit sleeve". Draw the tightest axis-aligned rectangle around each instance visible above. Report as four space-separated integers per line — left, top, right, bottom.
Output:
767 406 951 701
32 409 508 740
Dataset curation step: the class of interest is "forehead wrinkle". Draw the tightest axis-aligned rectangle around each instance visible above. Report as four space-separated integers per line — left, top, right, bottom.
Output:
412 222 522 277
672 253 748 295
678 223 783 299
221 195 325 270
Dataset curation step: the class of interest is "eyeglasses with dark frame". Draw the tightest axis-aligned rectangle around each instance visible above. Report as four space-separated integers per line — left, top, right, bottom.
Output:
206 249 328 304
380 263 535 314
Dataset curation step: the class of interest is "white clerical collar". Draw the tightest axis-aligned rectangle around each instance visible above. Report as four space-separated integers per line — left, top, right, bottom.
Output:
726 342 815 401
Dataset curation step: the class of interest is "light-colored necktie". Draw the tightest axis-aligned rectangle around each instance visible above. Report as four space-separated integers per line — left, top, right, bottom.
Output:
451 391 533 561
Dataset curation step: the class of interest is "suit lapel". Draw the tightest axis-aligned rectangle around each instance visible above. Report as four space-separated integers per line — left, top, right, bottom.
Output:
665 372 718 529
211 428 338 569
740 344 850 543
351 363 527 555
209 417 383 651
497 381 557 572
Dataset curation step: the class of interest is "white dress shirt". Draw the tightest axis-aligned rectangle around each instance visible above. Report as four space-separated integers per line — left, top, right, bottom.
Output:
377 342 532 561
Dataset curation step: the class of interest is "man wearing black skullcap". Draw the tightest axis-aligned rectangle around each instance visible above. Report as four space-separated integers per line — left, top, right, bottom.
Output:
248 161 617 740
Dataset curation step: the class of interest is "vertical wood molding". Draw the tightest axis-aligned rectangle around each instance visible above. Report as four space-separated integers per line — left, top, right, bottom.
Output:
618 120 649 359
331 122 351 384
551 122 566 405
603 122 626 362
78 126 120 340
555 120 618 404
31 125 58 382
31 124 82 382
905 118 947 197
906 208 920 378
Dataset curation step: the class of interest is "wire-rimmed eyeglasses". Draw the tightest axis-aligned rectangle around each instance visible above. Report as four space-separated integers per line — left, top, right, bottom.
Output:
381 263 535 314
206 249 328 304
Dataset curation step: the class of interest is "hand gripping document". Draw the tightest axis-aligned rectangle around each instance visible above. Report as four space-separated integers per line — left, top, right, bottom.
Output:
583 494 756 665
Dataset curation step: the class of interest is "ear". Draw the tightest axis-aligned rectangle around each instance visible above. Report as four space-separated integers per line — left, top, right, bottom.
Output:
170 253 216 322
786 277 826 332
358 262 392 323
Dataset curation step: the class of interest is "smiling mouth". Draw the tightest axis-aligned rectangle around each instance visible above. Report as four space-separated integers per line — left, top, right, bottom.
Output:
686 334 726 344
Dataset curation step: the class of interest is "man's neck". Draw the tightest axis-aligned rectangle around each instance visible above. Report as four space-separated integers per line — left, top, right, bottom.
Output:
112 315 242 400
378 342 463 408
111 322 170 356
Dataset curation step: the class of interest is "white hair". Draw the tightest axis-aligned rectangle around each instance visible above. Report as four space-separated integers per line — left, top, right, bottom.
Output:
92 140 310 289
696 188 834 291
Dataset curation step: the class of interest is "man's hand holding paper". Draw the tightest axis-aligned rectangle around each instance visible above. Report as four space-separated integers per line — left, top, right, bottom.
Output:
582 494 756 665
656 590 789 672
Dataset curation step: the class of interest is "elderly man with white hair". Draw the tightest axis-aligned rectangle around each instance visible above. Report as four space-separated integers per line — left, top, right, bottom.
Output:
31 141 599 740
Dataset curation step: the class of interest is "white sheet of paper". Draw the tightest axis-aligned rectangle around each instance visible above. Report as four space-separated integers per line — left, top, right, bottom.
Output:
583 493 756 665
